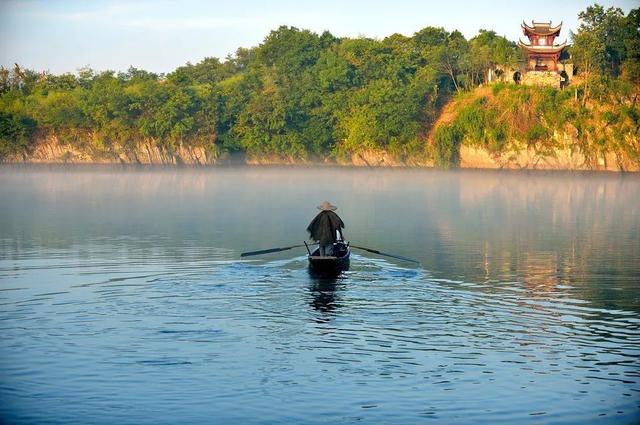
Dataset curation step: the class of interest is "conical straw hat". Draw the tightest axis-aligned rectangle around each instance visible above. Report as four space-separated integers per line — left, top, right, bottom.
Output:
317 201 337 211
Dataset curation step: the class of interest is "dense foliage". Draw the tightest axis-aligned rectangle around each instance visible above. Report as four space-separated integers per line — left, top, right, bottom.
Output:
0 23 521 161
0 4 638 165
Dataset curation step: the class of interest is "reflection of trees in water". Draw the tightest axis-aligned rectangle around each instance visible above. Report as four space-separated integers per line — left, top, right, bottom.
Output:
3 167 638 311
422 173 640 310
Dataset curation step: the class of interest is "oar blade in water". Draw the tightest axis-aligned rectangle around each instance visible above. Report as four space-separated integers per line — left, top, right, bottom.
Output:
241 244 305 257
350 244 420 264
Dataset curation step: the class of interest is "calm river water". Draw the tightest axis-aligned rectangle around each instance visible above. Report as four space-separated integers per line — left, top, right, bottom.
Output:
0 166 639 424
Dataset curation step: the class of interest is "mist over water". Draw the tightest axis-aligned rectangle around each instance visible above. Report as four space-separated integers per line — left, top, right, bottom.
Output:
1 166 639 424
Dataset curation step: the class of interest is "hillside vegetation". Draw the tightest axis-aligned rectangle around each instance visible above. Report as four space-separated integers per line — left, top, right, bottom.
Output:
433 82 640 170
0 4 638 168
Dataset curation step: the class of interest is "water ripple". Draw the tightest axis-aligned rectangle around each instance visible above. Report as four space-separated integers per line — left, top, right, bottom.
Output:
1 242 639 423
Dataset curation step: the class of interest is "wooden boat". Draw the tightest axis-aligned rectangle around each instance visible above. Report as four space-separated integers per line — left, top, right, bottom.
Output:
308 241 351 275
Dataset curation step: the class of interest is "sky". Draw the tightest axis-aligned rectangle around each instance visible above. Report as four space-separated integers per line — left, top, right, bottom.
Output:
0 0 637 75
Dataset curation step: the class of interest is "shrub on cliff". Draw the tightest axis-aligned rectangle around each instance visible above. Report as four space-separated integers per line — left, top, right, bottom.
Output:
433 123 462 168
0 111 36 160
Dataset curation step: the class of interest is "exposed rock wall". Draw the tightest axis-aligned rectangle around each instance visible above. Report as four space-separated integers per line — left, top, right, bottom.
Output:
339 150 431 167
3 134 638 171
5 135 216 165
244 150 432 167
459 145 639 172
522 71 561 88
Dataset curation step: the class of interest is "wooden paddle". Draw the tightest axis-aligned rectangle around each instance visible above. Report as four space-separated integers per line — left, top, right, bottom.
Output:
240 244 306 257
350 244 420 264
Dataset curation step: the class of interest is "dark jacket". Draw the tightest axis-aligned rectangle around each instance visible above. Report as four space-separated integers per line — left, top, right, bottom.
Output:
307 211 345 245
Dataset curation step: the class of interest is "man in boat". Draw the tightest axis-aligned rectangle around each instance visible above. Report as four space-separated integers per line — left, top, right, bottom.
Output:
307 201 345 256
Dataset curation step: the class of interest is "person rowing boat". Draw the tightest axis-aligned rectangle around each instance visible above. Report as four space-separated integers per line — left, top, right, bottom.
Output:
306 201 345 256
241 202 418 266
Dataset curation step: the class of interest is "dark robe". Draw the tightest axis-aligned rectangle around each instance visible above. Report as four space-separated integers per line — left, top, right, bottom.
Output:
306 211 345 245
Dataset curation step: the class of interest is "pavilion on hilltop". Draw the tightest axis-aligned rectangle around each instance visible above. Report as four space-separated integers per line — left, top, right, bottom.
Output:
512 21 572 88
517 21 567 72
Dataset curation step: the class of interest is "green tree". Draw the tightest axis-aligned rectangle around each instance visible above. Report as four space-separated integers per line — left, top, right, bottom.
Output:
0 111 36 159
572 27 606 105
469 30 520 84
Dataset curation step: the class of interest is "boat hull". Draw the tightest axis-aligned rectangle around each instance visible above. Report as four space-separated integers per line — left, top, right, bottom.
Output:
308 242 350 275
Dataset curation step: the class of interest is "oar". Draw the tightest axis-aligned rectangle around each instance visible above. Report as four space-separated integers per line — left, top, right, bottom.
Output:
241 244 306 257
350 244 420 264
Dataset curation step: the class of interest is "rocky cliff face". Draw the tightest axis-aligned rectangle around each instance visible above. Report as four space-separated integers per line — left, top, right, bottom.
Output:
459 145 639 172
3 134 638 171
5 135 216 165
4 138 433 167
239 150 430 167
338 150 431 167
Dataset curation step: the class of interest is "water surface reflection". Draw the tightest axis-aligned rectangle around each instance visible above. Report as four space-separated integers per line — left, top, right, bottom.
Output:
0 166 639 424
309 276 341 315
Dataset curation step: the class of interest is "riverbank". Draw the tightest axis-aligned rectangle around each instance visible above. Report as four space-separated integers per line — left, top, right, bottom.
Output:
3 135 638 172
5 81 639 172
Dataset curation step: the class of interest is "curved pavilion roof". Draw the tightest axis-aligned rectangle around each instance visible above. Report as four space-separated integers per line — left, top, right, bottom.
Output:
521 21 562 37
517 39 567 54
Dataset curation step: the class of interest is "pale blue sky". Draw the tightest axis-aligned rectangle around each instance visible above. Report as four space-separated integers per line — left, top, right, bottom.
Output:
1 0 637 74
